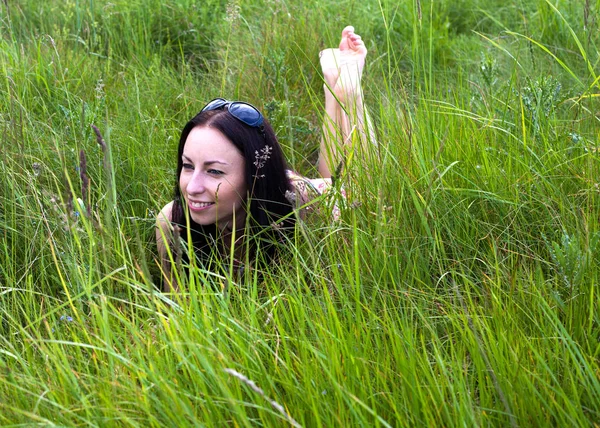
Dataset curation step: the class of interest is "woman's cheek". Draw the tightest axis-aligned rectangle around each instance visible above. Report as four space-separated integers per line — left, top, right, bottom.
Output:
179 175 188 195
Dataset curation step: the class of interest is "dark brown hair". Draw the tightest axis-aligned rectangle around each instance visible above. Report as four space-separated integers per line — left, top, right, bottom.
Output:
171 107 295 268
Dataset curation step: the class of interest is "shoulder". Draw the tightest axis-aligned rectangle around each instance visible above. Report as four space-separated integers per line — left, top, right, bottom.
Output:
158 201 174 223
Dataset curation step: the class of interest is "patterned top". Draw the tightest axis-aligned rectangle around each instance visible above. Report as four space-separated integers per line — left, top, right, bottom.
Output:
286 170 345 220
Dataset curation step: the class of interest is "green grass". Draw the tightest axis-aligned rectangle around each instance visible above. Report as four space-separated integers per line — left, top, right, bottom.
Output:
1 0 599 425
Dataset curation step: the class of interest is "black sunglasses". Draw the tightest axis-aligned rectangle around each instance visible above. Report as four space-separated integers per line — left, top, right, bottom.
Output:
200 98 264 128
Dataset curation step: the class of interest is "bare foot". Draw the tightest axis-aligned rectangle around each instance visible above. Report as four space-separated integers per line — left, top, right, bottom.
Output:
319 26 367 103
319 48 341 89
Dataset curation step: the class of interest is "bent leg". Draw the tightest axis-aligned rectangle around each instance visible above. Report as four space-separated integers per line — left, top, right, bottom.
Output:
317 26 377 178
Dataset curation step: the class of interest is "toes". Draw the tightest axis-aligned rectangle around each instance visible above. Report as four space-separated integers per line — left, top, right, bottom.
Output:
347 34 365 52
338 26 367 56
347 36 355 50
341 26 365 52
341 25 355 38
340 25 355 49
352 36 364 47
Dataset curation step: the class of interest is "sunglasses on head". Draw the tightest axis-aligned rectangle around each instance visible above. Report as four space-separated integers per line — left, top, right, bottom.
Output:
201 98 264 128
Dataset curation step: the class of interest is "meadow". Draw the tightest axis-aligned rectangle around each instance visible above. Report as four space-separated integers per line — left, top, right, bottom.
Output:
1 0 599 425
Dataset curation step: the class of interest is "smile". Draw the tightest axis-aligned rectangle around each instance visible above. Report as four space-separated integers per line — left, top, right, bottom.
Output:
188 201 215 211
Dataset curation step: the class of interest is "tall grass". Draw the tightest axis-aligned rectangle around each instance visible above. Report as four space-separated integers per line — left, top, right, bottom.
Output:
1 0 599 425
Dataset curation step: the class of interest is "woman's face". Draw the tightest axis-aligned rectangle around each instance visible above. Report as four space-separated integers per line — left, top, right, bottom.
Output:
179 126 247 230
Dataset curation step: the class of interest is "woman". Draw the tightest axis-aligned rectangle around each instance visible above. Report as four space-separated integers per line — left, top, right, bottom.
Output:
157 26 374 291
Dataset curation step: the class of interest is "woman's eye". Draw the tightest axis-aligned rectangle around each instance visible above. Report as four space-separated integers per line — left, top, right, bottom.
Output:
208 169 224 176
182 163 194 170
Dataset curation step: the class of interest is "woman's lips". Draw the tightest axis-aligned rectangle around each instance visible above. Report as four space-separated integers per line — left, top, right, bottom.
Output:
188 201 215 212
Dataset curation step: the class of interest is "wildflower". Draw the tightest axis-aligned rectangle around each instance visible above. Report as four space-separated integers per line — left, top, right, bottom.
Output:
225 1 241 23
32 162 41 177
95 78 105 99
91 124 107 152
52 315 74 332
253 145 272 178
47 35 56 50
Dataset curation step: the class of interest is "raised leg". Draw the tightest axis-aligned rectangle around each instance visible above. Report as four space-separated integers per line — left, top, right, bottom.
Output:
317 26 376 178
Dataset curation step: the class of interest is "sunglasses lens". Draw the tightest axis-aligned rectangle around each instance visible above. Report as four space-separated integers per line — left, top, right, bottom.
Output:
229 102 264 127
200 99 264 128
201 98 228 112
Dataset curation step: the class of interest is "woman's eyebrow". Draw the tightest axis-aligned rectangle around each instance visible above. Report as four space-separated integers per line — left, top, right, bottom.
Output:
204 160 229 166
182 154 228 166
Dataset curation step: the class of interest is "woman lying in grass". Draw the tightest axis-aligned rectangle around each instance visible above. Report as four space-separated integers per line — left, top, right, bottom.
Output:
156 26 375 291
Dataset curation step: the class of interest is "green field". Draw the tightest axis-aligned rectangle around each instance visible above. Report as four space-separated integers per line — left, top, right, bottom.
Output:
1 0 599 425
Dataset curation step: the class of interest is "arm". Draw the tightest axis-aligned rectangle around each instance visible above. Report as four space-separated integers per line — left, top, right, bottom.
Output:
287 171 344 221
156 201 179 292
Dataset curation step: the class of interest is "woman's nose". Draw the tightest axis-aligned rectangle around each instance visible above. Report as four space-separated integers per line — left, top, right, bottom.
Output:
186 172 206 194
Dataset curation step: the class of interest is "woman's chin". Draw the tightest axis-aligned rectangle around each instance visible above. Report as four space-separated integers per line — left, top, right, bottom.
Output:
189 212 214 225
183 203 246 230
